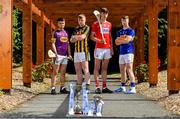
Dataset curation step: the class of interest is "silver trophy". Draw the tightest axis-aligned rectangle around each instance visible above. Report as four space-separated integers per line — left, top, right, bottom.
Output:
68 83 75 115
94 95 104 116
74 89 82 114
82 82 89 115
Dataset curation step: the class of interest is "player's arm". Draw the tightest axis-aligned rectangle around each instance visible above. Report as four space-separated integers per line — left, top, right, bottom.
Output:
78 26 90 41
70 28 78 43
70 35 78 43
67 43 72 60
109 33 114 55
51 31 58 55
90 31 104 43
90 23 104 43
115 35 133 45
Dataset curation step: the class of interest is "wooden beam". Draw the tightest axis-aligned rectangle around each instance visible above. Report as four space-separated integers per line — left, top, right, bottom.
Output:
22 0 32 87
39 3 145 8
0 0 13 92
148 0 159 87
40 0 146 4
168 0 180 94
45 21 52 59
36 12 44 65
14 0 53 26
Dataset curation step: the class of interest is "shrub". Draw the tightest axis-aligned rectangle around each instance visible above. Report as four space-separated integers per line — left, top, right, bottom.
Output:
0 89 4 96
32 60 53 82
135 63 149 83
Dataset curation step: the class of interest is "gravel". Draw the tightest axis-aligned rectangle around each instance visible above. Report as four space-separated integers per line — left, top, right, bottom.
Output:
136 70 180 115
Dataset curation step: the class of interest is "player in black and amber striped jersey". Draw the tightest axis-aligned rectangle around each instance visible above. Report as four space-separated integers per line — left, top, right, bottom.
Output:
70 14 91 93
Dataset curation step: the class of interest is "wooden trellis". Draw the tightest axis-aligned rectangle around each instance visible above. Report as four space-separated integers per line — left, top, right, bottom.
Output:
0 0 179 94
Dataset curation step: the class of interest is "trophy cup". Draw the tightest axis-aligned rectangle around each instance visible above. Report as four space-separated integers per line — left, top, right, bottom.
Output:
94 95 104 116
74 90 82 114
68 83 75 115
82 82 89 115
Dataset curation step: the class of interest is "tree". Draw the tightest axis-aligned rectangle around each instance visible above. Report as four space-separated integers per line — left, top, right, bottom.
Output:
13 8 22 64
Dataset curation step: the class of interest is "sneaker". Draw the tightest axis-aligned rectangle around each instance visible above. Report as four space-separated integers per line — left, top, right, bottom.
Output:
95 88 101 94
125 88 136 94
60 87 69 94
102 87 113 93
114 87 126 93
51 87 56 95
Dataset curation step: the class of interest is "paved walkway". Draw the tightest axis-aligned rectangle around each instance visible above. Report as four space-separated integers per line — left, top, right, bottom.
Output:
0 75 179 118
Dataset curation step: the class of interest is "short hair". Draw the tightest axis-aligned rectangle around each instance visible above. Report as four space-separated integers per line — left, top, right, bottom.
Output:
122 16 129 19
57 17 65 22
100 8 109 14
78 14 86 19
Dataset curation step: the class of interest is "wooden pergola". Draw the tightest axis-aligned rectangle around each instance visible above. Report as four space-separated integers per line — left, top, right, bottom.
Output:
0 0 179 94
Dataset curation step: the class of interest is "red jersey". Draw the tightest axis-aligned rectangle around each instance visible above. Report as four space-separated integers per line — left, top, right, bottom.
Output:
91 21 112 48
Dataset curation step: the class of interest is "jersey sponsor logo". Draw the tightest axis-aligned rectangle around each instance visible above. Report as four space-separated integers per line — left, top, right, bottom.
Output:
60 37 68 42
102 28 109 33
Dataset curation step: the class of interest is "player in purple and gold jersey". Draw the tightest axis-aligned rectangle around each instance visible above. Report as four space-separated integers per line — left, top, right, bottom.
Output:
51 18 72 94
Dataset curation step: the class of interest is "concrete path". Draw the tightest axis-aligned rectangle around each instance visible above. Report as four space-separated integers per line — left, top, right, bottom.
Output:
0 75 179 118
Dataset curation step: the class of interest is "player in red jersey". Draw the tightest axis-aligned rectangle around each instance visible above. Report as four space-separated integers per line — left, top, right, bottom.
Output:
91 8 114 94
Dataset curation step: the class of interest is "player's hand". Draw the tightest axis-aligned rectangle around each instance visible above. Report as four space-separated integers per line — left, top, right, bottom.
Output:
110 47 114 56
68 55 73 61
80 34 86 39
96 38 104 43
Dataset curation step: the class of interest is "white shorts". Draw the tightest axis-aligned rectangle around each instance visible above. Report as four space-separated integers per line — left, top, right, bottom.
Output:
54 55 68 65
119 54 134 64
74 52 90 63
94 48 112 60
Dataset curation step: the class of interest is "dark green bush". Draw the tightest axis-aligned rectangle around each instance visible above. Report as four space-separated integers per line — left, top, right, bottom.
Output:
32 60 53 82
135 63 149 83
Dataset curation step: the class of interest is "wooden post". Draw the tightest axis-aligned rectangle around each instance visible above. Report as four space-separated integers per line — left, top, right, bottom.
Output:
168 0 180 95
134 19 140 67
0 0 13 93
45 22 52 59
138 15 145 64
148 0 158 87
36 12 44 65
135 16 145 67
22 0 32 87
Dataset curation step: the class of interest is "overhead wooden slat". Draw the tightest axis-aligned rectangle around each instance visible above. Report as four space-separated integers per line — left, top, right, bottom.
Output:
40 0 146 4
32 0 148 27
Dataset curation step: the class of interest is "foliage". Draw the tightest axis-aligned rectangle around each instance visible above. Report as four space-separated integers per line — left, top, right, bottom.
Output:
135 63 149 83
32 60 53 82
13 8 22 63
0 89 4 96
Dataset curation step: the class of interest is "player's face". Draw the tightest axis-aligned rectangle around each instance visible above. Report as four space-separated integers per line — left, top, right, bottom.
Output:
121 18 129 26
57 21 65 29
100 12 108 20
78 17 86 26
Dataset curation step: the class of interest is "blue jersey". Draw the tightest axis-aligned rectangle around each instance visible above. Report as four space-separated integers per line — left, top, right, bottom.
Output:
116 28 135 55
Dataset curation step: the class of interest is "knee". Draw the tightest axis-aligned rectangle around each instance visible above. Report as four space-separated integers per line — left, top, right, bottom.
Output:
60 74 65 79
53 71 58 76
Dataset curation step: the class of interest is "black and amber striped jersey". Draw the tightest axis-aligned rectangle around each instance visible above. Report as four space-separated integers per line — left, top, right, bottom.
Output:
72 25 90 53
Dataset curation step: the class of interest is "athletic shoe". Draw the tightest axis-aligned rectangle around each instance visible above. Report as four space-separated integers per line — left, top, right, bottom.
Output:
60 87 69 94
102 87 113 93
95 88 101 94
114 87 126 93
125 88 136 94
51 87 56 95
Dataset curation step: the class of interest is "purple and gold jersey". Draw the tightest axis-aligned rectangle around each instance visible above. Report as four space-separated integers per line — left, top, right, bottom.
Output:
116 28 135 55
52 29 69 56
